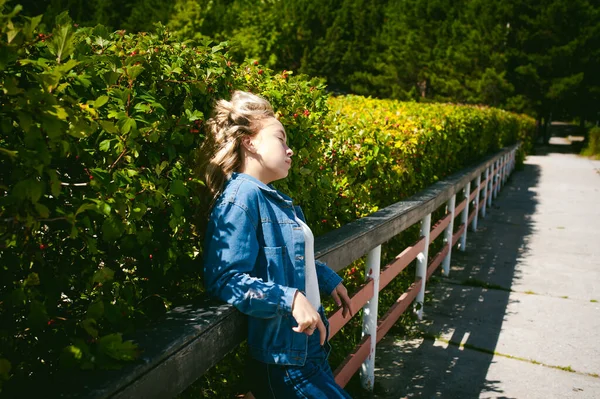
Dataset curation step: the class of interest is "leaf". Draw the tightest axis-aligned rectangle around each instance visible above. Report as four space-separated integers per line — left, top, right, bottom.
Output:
12 179 44 203
86 301 104 320
94 95 109 108
51 105 69 120
75 203 97 216
6 27 20 44
17 111 32 132
102 217 124 241
48 12 75 63
92 267 114 284
99 139 112 152
169 179 188 197
155 160 168 176
63 345 82 360
0 148 18 158
34 203 50 218
126 65 144 80
59 344 85 368
27 300 48 329
81 319 98 338
99 120 118 134
47 169 61 197
117 117 137 134
97 333 139 361
56 59 79 73
130 203 147 220
23 15 43 39
24 272 40 286
0 358 12 378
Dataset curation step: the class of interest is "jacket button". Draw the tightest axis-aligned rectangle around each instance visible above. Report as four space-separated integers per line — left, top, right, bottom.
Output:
296 255 304 260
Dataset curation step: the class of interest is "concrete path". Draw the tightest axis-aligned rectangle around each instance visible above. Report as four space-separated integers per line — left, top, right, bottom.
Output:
372 140 600 398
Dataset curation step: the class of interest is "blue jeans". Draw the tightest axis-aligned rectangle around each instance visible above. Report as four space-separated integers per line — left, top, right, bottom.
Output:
247 331 352 398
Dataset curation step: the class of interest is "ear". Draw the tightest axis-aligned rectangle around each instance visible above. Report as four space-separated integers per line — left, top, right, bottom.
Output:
241 135 256 153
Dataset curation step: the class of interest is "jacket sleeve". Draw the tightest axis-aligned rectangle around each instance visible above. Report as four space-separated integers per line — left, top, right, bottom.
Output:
204 201 297 319
316 260 343 295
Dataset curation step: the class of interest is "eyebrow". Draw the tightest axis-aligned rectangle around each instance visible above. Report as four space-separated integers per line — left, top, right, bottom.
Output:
278 130 287 141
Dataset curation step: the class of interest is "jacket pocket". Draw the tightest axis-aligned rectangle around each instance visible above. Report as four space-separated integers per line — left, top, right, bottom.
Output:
262 246 288 285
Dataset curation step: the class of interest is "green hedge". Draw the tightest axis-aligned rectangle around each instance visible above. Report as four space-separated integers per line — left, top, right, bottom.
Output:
0 5 535 397
582 126 600 158
322 95 535 225
0 7 330 393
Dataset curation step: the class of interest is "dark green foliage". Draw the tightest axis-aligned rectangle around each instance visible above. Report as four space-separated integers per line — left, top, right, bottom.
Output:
18 0 600 123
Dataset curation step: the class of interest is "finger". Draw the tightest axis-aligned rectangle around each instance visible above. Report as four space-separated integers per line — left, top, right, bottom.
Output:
331 289 342 306
293 322 313 334
316 319 326 346
340 290 353 317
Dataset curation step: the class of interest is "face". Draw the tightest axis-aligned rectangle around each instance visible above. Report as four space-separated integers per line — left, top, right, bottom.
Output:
245 117 294 184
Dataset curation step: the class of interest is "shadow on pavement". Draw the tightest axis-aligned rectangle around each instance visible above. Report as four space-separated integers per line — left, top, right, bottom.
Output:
370 158 542 398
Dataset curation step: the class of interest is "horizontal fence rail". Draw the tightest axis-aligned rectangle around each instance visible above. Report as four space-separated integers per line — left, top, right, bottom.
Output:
53 144 519 399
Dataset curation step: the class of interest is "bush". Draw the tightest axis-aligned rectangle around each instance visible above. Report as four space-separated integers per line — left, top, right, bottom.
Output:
0 7 330 394
582 126 600 159
322 95 535 225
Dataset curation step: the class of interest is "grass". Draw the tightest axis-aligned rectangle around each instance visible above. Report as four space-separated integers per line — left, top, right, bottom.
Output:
459 278 512 292
591 299 598 303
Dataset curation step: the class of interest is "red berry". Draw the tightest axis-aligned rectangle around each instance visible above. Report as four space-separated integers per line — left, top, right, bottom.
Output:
89 175 93 180
190 128 199 133
293 113 298 118
258 69 263 75
304 110 310 116
39 244 46 250
227 61 231 67
321 219 327 224
47 319 55 326
149 254 153 259
253 60 259 66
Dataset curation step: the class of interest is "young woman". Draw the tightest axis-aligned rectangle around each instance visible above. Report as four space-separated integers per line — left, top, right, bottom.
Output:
202 91 353 398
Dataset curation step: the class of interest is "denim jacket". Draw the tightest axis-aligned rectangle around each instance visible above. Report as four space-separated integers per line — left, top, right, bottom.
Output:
203 172 342 366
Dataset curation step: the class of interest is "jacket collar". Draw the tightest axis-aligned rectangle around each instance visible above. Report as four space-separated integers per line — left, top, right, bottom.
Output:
230 172 294 205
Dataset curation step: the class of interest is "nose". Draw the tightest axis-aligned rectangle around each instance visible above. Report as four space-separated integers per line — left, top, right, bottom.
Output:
286 146 294 157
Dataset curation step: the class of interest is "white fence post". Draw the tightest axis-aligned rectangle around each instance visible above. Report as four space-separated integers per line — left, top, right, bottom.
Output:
482 166 489 218
415 214 431 320
502 154 509 186
489 162 495 205
459 182 470 251
471 174 481 231
494 158 501 199
442 195 456 276
360 245 381 391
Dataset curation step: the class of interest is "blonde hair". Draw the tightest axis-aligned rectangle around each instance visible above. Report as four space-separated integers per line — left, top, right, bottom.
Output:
201 90 275 198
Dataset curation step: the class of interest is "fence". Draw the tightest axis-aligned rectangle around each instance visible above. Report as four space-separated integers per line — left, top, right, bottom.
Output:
58 144 518 398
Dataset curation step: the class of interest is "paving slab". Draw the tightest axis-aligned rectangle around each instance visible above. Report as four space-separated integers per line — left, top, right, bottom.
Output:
371 147 600 398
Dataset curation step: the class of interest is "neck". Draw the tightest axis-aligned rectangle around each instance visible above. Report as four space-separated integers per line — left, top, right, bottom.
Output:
239 162 273 185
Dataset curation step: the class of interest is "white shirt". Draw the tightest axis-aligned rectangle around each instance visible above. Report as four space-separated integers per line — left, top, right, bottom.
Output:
294 215 321 311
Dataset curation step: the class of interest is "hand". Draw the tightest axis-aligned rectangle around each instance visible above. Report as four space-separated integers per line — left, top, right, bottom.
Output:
331 283 353 318
291 291 326 345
